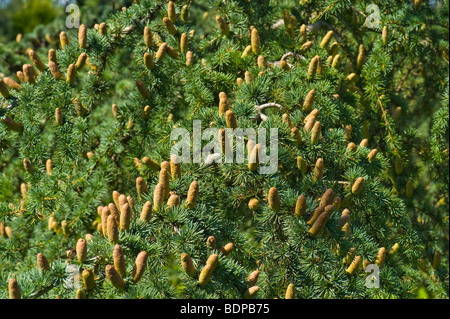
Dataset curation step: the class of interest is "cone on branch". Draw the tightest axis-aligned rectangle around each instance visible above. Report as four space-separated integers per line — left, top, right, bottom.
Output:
132 251 148 283
76 238 87 263
186 181 199 209
268 187 281 212
105 264 126 291
181 253 196 277
37 253 50 270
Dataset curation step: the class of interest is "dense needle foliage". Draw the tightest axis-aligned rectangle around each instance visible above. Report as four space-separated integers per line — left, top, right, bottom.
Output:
0 0 448 299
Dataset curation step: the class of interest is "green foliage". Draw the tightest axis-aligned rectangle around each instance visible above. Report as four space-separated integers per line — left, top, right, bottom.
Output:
0 0 448 299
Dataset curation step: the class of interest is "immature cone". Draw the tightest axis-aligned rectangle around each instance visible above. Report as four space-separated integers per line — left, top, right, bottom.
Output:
76 53 87 70
107 214 119 244
320 30 334 48
79 24 87 48
248 144 260 171
216 15 230 36
181 4 189 22
179 32 188 52
310 121 322 144
0 79 10 98
392 107 402 121
136 177 149 198
139 201 152 223
144 26 152 48
357 44 366 71
333 196 341 210
331 54 341 69
61 220 69 236
389 243 400 256
82 268 95 290
375 247 386 267
186 181 199 209
245 71 252 84
251 28 261 55
101 206 111 236
120 203 132 231
225 110 238 129
105 264 126 291
308 56 318 78
268 187 281 212
167 1 176 23
313 158 324 181
297 156 308 173
257 56 266 69
198 263 214 287
181 253 196 277
382 26 388 45
282 114 293 128
3 77 21 91
23 158 34 174
142 157 159 171
98 22 107 35
153 183 165 211
23 64 37 84
405 180 413 198
236 77 244 85
8 278 21 299
207 236 216 250
299 24 307 40
246 270 260 287
294 195 307 217
155 43 168 63
280 60 290 71
113 244 126 278
433 251 442 269
339 209 350 228
54 108 63 126
291 127 302 146
48 61 63 80
170 154 181 180
307 205 325 226
248 198 260 211
76 238 87 263
136 80 150 99
351 177 364 195
166 45 179 60
5 226 13 238
301 41 313 53
220 243 234 256
163 17 177 35
157 169 170 200
37 253 50 270
75 289 86 299
320 189 335 207
315 55 324 75
28 50 46 73
395 156 404 175
346 256 362 275
16 71 26 83
285 283 296 299
243 286 260 299
60 31 69 48
218 92 230 116
329 41 339 57
368 149 378 162
186 51 194 66
241 45 252 59
303 89 316 112
167 194 181 208
132 251 148 283
66 64 76 85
